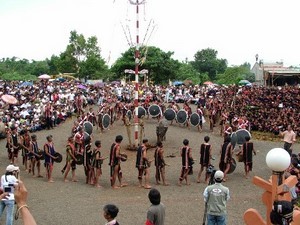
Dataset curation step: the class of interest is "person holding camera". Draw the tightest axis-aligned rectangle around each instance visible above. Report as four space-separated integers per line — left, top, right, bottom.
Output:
0 165 19 225
14 180 37 225
203 170 230 225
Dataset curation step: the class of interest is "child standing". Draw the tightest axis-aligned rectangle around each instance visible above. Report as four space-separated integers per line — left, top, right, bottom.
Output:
103 204 120 225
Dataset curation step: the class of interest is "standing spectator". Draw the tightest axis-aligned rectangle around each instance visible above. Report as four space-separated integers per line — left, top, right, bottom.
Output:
145 188 165 225
197 136 212 183
203 170 230 225
44 101 53 130
6 126 20 165
103 204 119 225
0 165 19 225
280 125 297 155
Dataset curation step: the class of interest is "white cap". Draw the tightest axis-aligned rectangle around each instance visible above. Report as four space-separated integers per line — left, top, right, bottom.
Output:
214 170 224 181
6 165 19 172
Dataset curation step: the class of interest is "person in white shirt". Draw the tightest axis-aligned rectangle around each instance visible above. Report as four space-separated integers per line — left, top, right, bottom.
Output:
280 125 297 155
0 165 19 225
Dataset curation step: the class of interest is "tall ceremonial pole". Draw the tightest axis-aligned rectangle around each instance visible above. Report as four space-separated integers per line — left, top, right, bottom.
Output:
129 0 146 147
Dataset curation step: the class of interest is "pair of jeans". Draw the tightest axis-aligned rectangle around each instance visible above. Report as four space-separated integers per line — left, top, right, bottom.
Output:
0 200 15 225
207 214 226 225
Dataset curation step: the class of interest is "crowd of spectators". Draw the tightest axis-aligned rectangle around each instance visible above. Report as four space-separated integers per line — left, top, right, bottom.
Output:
0 79 299 137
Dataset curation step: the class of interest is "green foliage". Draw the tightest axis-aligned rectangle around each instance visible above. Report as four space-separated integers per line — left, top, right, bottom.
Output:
239 62 255 82
111 46 180 84
0 57 49 79
0 72 37 81
215 62 255 85
46 30 109 79
175 62 200 84
199 72 210 85
190 48 227 81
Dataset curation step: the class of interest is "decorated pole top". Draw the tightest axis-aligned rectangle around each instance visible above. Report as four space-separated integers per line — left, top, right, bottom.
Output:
128 0 146 5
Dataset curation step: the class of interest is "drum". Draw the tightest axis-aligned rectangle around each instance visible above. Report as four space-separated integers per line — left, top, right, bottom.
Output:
83 121 93 135
190 112 200 126
164 108 176 121
53 152 63 163
236 129 251 145
176 110 187 124
37 150 45 160
120 153 128 162
148 104 161 117
83 132 91 145
138 106 146 118
126 110 132 120
102 114 111 130
228 158 236 174
231 132 238 149
75 154 84 165
236 154 244 162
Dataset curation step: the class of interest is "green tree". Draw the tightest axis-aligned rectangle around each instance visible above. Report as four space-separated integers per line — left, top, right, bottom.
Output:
30 60 50 76
111 46 180 84
61 30 109 80
217 65 251 84
175 62 200 84
239 62 255 82
191 48 227 81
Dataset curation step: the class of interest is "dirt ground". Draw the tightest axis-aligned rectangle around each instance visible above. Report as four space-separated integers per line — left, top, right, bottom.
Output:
0 105 297 225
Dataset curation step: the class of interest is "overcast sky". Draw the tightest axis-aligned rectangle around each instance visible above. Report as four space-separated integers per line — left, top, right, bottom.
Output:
0 0 299 68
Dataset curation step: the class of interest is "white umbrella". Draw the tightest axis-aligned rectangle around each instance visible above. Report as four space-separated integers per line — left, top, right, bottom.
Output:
38 74 51 79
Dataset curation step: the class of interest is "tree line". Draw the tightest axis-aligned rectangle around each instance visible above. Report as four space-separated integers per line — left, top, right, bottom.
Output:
0 30 254 85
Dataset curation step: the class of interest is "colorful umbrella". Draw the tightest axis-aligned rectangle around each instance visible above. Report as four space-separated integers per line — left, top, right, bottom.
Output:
94 82 105 88
239 80 251 85
38 74 51 79
77 84 87 90
1 94 18 105
19 81 33 87
173 81 183 86
203 81 213 85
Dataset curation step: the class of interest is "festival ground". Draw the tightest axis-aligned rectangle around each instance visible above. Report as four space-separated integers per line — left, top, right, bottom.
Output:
0 106 298 225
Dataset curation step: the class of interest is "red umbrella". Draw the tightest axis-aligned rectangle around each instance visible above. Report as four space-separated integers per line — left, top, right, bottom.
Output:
1 94 18 105
203 81 213 85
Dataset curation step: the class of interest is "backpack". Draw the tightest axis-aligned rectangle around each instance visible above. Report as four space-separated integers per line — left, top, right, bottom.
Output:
270 200 294 225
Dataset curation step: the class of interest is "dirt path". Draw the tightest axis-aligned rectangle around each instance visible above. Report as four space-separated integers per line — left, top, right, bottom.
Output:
0 109 296 225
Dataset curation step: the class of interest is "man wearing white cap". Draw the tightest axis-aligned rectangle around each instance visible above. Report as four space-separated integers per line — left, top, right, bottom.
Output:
203 170 230 225
0 165 19 225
